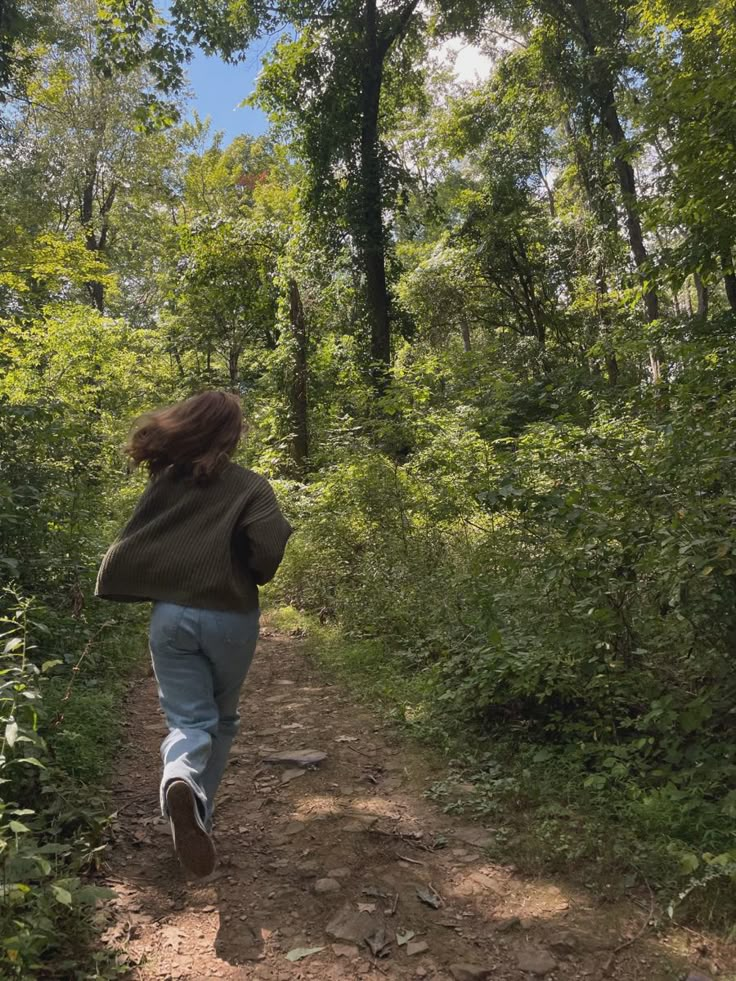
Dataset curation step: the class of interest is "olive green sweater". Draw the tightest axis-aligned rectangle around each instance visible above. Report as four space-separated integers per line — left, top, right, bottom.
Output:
95 463 293 613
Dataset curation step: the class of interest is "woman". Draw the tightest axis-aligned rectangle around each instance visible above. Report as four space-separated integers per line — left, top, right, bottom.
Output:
96 391 292 877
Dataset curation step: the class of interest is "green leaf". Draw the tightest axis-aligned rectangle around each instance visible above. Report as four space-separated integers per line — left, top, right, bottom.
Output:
680 852 700 873
285 947 325 961
75 884 118 903
3 638 23 654
4 721 18 747
41 659 63 673
8 820 30 834
51 884 73 906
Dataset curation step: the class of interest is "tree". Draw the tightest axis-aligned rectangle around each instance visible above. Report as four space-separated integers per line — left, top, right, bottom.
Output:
99 0 426 383
2 0 179 315
637 0 736 315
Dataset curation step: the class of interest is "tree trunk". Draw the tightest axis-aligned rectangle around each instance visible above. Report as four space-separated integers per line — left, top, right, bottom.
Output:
721 249 736 313
79 152 116 314
596 267 619 387
606 352 619 387
694 271 709 320
360 0 391 384
228 344 241 389
461 321 472 352
599 94 661 382
288 278 309 478
566 0 661 380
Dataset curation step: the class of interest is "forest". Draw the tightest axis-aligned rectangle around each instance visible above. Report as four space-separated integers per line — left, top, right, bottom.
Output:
1 0 736 975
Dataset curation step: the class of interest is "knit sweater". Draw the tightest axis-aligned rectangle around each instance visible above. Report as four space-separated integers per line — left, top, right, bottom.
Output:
95 463 293 613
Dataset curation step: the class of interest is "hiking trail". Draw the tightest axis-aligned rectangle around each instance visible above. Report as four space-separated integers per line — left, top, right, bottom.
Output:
100 627 733 980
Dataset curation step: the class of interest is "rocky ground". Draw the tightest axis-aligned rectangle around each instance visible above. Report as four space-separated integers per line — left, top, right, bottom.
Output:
100 628 735 980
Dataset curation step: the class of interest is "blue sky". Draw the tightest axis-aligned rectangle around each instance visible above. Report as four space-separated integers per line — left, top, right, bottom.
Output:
186 44 271 142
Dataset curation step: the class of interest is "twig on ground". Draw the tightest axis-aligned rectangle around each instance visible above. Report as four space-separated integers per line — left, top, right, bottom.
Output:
603 879 656 974
343 743 376 761
397 854 425 866
114 793 153 814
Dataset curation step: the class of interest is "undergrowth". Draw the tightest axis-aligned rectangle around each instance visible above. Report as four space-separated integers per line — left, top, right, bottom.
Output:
0 590 146 978
267 602 736 936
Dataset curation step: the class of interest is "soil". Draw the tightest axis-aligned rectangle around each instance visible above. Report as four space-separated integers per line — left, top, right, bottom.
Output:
101 628 735 981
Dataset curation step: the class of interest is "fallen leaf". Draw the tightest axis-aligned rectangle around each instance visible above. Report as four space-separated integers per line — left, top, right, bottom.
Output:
362 886 388 899
285 946 325 962
335 735 358 742
416 886 442 909
357 902 377 913
365 927 391 958
397 930 416 946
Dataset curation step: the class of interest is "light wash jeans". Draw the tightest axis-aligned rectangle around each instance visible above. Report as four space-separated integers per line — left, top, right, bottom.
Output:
149 602 260 828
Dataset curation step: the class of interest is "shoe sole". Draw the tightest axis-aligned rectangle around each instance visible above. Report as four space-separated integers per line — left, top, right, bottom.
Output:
166 781 216 878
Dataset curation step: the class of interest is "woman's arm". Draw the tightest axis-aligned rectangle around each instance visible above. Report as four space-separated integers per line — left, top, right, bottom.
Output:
237 478 293 585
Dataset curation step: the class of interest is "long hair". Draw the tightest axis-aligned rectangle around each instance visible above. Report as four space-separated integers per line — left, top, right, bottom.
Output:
126 391 243 482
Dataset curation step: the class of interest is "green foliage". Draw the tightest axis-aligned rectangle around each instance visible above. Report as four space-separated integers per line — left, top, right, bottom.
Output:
268 328 736 924
2 0 736 960
0 594 129 977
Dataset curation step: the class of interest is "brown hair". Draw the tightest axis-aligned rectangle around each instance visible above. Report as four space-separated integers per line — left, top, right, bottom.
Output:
126 391 243 482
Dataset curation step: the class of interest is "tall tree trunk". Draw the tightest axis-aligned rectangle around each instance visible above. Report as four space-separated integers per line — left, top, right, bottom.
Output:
228 344 241 389
79 152 116 314
566 0 661 380
461 321 472 352
288 278 309 478
595 266 619 386
600 94 662 382
721 249 736 313
360 0 391 384
694 271 709 320
81 158 104 312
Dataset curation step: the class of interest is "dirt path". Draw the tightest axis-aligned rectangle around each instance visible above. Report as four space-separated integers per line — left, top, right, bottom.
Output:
101 629 731 981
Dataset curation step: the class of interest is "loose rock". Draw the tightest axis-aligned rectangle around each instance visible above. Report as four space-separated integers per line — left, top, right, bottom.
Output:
325 907 376 944
281 768 306 784
515 947 558 976
407 940 429 956
332 944 359 958
453 827 495 849
493 916 520 933
314 878 341 895
449 964 493 981
549 933 577 955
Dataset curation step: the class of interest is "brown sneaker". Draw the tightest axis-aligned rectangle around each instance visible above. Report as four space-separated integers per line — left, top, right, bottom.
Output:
165 780 216 878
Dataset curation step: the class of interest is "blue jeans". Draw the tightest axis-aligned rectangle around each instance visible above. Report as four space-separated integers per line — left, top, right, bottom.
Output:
149 602 260 827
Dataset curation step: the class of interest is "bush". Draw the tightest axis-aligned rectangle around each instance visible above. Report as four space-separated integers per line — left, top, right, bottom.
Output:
0 593 130 977
269 337 736 924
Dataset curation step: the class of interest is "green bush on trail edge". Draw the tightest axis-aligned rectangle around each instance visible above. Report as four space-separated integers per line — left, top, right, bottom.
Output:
0 590 145 978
